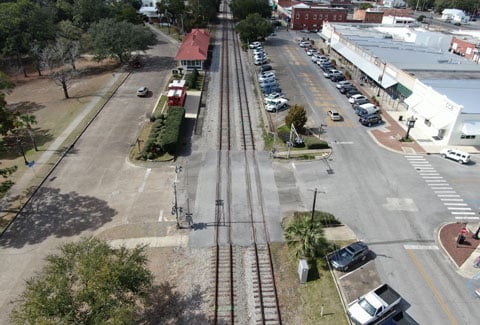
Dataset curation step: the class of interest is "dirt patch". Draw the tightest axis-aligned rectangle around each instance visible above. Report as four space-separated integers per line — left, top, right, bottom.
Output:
439 222 480 267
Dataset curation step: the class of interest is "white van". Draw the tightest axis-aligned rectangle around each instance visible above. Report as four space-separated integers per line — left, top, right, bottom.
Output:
440 148 471 164
356 103 379 116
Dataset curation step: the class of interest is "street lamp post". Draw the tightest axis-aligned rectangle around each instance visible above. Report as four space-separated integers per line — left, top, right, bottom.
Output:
402 116 417 141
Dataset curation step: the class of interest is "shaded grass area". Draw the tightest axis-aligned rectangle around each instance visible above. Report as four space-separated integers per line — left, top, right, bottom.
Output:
271 242 348 324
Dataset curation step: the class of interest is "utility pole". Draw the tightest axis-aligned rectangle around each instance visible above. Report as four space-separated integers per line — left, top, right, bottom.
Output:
173 165 182 229
310 188 318 231
310 188 326 231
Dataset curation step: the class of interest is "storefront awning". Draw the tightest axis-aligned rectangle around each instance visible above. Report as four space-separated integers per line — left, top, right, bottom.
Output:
335 45 397 89
462 121 480 135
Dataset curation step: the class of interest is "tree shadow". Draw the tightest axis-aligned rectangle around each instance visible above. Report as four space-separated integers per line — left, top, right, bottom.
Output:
143 281 209 324
6 101 45 114
0 187 116 248
0 130 55 160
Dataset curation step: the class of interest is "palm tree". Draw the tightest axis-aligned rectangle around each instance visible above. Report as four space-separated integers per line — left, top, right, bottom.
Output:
283 213 329 262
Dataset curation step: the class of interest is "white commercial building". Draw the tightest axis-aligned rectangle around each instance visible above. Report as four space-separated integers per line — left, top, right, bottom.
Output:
321 22 480 147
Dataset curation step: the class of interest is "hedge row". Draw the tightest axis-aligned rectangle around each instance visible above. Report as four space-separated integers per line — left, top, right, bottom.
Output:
139 106 185 160
186 69 199 89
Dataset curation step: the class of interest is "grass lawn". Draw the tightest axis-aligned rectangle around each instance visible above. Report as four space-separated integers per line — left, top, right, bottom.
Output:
271 242 349 324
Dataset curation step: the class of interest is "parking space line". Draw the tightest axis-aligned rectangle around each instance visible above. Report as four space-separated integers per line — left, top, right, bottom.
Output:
406 249 458 325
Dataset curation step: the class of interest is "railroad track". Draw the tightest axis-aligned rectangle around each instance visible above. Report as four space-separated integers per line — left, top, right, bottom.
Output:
212 1 281 324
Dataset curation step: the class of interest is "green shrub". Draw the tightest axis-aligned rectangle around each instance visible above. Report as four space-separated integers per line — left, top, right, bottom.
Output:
303 137 329 149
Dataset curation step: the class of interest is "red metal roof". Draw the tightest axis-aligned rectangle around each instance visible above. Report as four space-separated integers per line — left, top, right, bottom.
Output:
175 29 210 61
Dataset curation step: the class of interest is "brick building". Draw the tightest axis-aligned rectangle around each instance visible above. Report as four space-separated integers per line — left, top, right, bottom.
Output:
352 8 384 23
450 36 480 63
291 3 348 31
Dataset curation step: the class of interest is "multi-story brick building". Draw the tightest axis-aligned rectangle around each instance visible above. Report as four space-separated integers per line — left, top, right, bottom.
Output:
291 3 348 31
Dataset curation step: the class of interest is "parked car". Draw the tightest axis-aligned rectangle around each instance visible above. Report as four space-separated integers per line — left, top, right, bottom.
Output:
260 64 273 72
306 48 317 56
258 71 275 79
359 113 382 126
264 92 285 103
136 86 148 97
345 89 361 98
324 69 341 78
328 109 342 121
336 80 352 89
320 64 334 72
331 73 345 82
352 97 370 106
349 94 367 104
339 85 357 94
316 57 330 66
259 79 278 88
249 41 261 49
258 75 277 82
440 148 471 164
328 241 370 271
265 98 288 112
254 58 268 65
261 85 282 94
311 53 326 63
356 103 380 116
253 48 265 55
299 41 310 48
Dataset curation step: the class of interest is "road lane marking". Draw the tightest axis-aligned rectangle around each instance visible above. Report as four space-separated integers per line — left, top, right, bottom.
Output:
158 209 164 222
437 194 460 197
138 168 152 193
443 203 468 206
406 249 458 325
403 245 439 250
451 211 476 215
455 216 479 220
447 207 472 210
434 191 456 193
440 198 464 201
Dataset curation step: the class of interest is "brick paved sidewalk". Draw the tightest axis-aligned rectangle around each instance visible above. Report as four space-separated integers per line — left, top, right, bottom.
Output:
439 222 480 278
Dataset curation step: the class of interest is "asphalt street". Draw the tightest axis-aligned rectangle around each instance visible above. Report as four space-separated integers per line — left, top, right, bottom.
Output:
265 29 480 324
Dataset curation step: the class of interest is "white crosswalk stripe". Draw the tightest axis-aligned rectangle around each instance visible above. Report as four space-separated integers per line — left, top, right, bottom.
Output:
406 156 474 220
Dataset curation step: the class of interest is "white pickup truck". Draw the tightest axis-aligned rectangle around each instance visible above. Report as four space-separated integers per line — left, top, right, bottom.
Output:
347 284 402 325
265 98 288 112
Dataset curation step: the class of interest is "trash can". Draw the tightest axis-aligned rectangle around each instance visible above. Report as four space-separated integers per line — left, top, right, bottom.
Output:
398 115 403 121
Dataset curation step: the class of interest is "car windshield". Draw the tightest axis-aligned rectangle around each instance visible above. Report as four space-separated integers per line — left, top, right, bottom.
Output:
338 248 353 259
358 298 376 316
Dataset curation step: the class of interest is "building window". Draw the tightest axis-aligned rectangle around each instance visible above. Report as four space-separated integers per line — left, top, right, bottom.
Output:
319 14 323 20
305 14 309 20
313 14 317 20
461 134 476 139
333 15 337 21
296 13 300 19
424 119 431 127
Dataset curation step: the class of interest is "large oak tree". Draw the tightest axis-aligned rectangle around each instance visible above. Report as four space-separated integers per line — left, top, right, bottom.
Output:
10 238 154 324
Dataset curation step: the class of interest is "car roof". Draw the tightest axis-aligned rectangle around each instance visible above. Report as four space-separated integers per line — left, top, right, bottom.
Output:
346 241 368 252
359 103 376 109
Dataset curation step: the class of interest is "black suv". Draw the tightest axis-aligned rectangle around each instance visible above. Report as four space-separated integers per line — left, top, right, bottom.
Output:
328 241 370 271
359 113 382 126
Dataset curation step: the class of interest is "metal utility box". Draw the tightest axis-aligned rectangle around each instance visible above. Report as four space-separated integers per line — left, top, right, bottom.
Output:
298 259 309 283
